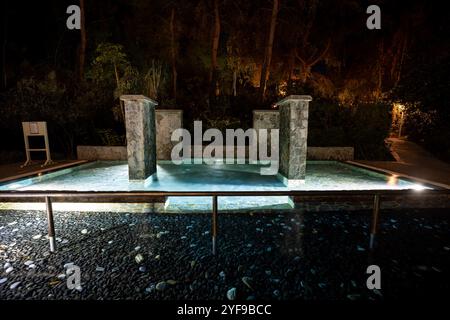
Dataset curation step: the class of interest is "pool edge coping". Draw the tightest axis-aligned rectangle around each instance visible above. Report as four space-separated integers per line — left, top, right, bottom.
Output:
345 160 450 190
0 160 91 185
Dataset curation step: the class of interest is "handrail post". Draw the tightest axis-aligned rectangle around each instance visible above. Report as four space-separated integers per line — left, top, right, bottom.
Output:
45 196 56 252
370 194 381 250
212 195 218 255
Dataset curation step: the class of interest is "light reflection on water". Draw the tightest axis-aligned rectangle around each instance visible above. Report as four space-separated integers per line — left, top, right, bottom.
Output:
0 161 426 211
1 161 421 192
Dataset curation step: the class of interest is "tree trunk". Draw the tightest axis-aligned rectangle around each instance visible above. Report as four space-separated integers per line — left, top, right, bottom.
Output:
1 1 8 89
232 70 237 96
79 0 86 80
170 7 177 101
287 48 296 83
390 31 408 87
114 62 125 124
396 35 408 86
375 39 385 100
259 0 279 102
299 63 310 84
210 0 221 95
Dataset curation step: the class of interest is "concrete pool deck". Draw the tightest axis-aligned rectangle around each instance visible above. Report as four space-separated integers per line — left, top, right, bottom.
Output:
1 138 448 189
352 138 450 189
0 160 88 184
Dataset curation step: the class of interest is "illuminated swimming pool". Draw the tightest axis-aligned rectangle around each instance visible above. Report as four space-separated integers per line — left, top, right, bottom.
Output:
0 161 427 211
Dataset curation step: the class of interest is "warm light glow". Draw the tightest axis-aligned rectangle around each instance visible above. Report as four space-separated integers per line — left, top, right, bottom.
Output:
412 184 426 191
387 175 399 186
394 103 405 112
278 81 288 97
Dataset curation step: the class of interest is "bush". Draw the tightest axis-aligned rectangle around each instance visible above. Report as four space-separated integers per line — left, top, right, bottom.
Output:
403 108 450 161
392 51 450 162
308 100 392 160
0 71 115 157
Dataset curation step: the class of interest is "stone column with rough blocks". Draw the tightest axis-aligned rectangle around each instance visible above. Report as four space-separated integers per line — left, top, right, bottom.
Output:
277 95 312 188
120 95 158 180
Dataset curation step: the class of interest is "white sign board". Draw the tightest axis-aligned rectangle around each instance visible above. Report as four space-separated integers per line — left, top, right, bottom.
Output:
22 121 53 167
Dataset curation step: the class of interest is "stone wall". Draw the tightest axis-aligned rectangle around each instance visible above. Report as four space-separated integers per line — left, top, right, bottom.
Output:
156 110 183 160
253 109 354 161
77 146 127 160
252 110 279 131
77 108 354 162
307 147 354 161
77 109 183 161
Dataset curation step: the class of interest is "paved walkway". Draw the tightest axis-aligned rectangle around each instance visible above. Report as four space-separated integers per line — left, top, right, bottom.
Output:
0 160 87 183
354 138 450 188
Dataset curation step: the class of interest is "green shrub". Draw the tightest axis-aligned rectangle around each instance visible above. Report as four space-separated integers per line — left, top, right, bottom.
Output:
308 100 392 160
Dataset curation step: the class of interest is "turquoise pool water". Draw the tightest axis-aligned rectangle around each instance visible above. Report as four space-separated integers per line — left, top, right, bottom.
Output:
0 160 422 192
0 161 425 211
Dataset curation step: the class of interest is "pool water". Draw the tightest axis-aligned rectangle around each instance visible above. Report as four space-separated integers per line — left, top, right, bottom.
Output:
0 161 425 211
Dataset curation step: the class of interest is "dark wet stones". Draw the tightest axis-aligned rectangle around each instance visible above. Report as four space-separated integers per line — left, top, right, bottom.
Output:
226 288 236 300
156 281 167 291
0 208 448 300
9 281 21 289
135 254 144 264
139 266 146 272
346 294 361 300
241 277 253 290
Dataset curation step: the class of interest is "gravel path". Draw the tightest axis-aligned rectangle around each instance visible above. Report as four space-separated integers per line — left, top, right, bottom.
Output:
0 209 449 300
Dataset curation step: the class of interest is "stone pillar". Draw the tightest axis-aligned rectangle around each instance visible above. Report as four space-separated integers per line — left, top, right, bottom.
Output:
156 110 183 160
253 110 280 161
277 95 312 188
120 95 158 180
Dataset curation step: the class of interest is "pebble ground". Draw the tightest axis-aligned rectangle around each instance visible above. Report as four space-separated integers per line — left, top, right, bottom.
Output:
0 208 449 300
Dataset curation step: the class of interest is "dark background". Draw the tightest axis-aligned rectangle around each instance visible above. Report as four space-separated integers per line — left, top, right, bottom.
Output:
0 0 448 161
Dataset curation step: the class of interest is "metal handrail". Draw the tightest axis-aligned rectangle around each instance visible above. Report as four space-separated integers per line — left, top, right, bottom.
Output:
0 189 449 198
0 189 449 255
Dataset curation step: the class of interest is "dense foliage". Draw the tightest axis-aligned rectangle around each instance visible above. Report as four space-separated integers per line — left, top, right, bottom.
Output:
309 100 392 159
391 4 450 162
0 0 448 162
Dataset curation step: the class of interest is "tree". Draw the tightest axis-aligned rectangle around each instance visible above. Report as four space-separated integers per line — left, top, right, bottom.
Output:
79 0 86 80
90 43 129 87
89 43 134 123
1 1 8 89
259 0 279 101
210 0 221 96
292 0 330 84
143 60 164 100
169 7 178 100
